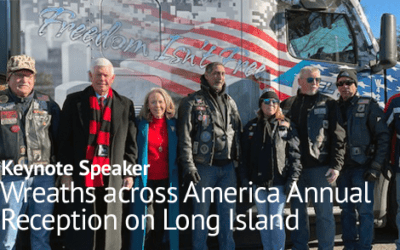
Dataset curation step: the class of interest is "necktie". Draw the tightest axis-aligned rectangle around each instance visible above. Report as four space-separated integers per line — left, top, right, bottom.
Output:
99 97 105 112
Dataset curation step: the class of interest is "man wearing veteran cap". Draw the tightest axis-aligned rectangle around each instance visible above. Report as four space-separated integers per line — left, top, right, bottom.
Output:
336 68 390 250
0 55 60 250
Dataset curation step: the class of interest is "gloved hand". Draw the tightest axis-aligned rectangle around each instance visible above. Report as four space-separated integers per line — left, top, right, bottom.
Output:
363 161 381 182
184 169 201 185
284 180 295 196
382 164 393 181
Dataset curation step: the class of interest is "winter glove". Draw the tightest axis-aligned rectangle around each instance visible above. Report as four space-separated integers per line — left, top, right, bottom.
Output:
184 169 201 185
363 161 381 182
382 164 393 181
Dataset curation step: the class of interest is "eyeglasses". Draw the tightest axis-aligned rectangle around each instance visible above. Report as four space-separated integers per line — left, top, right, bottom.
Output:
263 98 279 105
12 72 35 80
305 77 321 83
336 80 355 87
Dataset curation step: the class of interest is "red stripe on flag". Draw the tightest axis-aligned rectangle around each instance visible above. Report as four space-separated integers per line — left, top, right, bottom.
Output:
211 18 288 52
191 28 295 68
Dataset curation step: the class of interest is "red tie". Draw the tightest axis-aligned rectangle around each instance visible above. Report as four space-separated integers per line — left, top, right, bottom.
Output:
99 97 105 112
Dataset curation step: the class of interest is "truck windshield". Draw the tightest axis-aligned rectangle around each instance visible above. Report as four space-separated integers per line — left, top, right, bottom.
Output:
287 10 356 64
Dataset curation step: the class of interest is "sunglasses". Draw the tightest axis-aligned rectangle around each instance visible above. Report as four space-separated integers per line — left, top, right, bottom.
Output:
336 80 356 87
305 77 321 83
263 98 279 105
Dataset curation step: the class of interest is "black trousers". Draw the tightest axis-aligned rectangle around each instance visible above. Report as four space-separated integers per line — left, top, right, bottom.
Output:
92 176 109 250
145 178 169 250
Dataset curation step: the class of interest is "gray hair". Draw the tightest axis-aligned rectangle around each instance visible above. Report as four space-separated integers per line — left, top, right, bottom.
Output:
205 62 224 74
298 66 320 79
90 58 114 75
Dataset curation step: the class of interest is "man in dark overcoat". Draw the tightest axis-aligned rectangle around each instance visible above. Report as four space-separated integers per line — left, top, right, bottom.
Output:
57 58 137 250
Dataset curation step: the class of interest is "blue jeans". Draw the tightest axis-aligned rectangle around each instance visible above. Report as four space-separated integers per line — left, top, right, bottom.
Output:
337 168 374 250
254 185 286 250
396 173 400 250
0 174 55 250
192 162 236 250
290 166 335 250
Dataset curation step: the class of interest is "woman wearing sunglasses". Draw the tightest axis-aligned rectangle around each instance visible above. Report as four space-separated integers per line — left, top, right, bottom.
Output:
239 89 302 250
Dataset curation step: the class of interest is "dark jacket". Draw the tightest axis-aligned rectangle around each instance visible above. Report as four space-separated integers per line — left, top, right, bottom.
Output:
239 116 302 187
281 91 346 170
384 93 400 172
57 86 138 250
130 117 179 250
177 76 242 175
0 89 60 179
338 95 390 169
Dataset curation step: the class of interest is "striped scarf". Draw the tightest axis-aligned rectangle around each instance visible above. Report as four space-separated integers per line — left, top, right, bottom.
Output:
85 87 113 187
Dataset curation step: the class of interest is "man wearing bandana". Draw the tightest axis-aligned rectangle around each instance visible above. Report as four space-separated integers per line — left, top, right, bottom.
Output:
58 58 137 250
0 55 60 250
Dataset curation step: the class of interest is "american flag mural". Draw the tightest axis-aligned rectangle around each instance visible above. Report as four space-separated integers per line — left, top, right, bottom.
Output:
20 0 399 123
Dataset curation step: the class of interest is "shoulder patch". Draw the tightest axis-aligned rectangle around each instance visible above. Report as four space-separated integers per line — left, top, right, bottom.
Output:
0 102 15 110
194 95 204 104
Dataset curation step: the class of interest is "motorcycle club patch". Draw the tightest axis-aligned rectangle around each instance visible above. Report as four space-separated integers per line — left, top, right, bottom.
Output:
200 131 212 142
10 124 20 133
357 104 365 113
37 94 50 102
200 144 209 154
1 110 18 125
0 95 9 103
20 146 26 155
357 99 369 105
202 115 210 127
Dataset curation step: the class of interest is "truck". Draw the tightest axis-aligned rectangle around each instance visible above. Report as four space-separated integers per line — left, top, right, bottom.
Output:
0 0 398 248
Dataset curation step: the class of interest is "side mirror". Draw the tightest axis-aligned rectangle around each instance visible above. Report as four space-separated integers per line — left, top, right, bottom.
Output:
376 14 397 70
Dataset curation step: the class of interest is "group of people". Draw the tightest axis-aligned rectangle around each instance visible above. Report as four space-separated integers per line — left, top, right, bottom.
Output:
0 54 399 250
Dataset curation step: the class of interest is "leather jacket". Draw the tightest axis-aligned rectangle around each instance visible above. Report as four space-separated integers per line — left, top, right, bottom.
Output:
339 95 390 169
0 89 60 179
384 93 400 171
281 91 346 170
177 76 242 175
239 116 302 187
